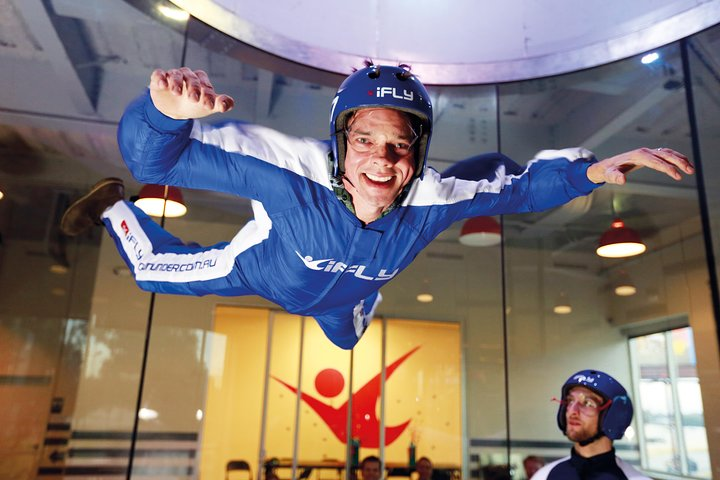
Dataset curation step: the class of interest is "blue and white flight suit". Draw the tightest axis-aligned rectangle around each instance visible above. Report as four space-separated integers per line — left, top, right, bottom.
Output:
531 448 651 479
107 91 601 349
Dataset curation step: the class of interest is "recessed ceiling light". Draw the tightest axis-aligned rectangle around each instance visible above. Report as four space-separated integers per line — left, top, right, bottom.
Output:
553 304 572 315
49 264 69 275
157 5 190 21
641 52 660 64
138 407 159 420
615 284 637 296
416 293 434 303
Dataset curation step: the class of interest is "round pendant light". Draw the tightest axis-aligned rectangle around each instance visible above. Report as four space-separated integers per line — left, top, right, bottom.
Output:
459 216 502 247
596 218 646 258
135 184 187 218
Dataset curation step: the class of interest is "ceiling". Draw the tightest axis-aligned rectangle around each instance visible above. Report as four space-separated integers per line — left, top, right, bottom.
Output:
169 0 720 84
0 0 718 320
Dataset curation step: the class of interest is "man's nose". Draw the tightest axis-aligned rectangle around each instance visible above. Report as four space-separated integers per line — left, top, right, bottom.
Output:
566 400 581 412
370 143 399 162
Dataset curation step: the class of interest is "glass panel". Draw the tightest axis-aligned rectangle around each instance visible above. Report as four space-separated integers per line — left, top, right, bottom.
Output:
671 328 711 478
379 83 504 479
349 318 383 464
678 379 709 476
500 38 715 478
384 319 462 475
199 306 269 480
296 319 352 476
264 313 302 479
687 24 720 479
0 1 188 476
633 332 676 472
630 328 712 478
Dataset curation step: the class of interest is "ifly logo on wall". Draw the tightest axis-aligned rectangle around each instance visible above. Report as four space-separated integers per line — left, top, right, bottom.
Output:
272 346 420 448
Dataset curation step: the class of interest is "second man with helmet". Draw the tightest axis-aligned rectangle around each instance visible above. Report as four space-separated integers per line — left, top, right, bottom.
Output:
530 369 650 479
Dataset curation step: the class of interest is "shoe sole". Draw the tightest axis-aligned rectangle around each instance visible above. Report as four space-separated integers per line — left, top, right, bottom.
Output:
60 178 124 236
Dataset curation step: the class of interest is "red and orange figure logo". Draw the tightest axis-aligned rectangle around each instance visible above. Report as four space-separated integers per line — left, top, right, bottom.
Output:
272 346 420 448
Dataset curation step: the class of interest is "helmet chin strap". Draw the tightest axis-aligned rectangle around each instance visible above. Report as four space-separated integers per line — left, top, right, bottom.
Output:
342 175 355 189
577 431 605 446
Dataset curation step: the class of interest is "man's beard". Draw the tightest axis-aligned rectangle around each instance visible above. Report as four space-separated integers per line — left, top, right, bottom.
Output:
567 424 599 444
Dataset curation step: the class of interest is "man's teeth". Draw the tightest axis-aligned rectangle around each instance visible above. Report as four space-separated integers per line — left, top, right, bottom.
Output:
366 173 392 182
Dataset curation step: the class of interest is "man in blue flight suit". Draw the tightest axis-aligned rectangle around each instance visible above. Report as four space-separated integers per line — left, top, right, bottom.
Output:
61 64 694 349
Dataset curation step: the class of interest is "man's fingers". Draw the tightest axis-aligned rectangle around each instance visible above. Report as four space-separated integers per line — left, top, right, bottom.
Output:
194 70 213 90
191 69 234 112
652 148 695 174
604 167 626 185
215 94 234 113
643 148 684 180
166 69 187 95
177 68 202 103
150 69 169 89
148 66 233 118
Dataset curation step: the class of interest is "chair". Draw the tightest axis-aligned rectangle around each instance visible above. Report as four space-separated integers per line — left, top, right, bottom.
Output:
481 465 510 480
316 458 343 480
227 460 253 480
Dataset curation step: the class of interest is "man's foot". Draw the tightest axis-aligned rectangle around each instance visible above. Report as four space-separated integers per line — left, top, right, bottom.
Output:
61 178 125 236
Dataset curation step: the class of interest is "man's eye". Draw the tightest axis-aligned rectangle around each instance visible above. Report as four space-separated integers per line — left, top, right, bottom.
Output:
357 137 371 144
395 143 410 150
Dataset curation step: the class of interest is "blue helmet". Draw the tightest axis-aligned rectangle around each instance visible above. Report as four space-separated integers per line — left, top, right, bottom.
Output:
329 64 433 179
556 369 634 440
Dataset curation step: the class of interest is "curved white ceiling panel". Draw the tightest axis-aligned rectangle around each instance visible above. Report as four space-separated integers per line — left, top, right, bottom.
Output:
168 0 720 84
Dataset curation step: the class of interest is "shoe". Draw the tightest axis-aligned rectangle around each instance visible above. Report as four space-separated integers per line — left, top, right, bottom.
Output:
60 178 125 236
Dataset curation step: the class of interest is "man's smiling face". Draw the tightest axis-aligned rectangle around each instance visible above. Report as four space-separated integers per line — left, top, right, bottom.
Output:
342 108 417 223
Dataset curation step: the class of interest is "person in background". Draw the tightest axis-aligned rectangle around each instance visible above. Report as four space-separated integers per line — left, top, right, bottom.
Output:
360 456 383 480
531 369 651 479
415 457 434 480
416 456 455 480
522 455 545 479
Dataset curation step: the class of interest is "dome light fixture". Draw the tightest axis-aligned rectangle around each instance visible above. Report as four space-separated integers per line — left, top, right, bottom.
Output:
615 284 637 296
459 216 501 247
417 278 434 303
134 184 187 218
553 303 572 315
416 293 434 303
596 219 646 258
553 292 572 314
613 270 637 296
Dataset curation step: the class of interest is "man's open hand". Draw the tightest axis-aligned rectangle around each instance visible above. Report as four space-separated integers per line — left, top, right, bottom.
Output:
587 148 694 184
149 67 235 120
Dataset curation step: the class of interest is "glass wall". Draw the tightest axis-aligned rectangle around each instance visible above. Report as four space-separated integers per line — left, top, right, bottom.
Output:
498 38 718 479
0 1 717 479
686 27 720 480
